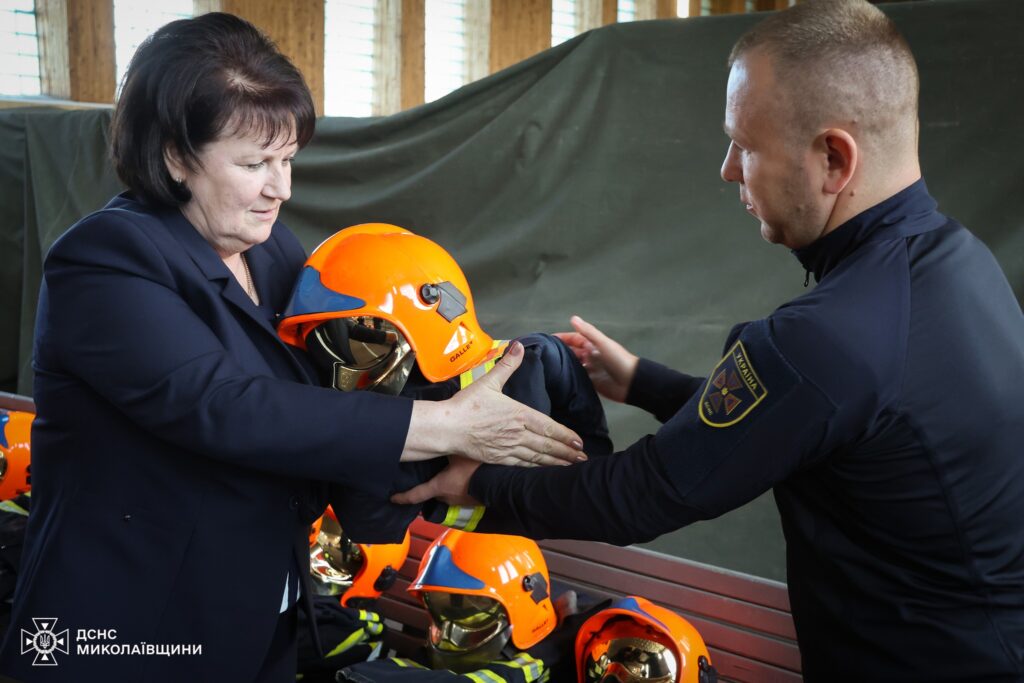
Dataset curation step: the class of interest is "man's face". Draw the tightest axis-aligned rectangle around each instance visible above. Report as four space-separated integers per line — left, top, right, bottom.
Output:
720 52 832 250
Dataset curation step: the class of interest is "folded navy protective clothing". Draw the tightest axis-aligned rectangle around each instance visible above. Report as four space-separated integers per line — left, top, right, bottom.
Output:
297 594 386 682
329 333 612 544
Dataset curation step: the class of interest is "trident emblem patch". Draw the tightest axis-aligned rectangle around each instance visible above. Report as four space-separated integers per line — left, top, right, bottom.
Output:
699 340 768 428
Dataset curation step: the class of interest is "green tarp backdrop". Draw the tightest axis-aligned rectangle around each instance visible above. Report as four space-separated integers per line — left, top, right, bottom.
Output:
1 0 1021 580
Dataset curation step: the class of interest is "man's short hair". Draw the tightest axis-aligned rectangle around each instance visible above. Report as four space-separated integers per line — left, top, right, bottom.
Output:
111 12 316 208
729 0 919 151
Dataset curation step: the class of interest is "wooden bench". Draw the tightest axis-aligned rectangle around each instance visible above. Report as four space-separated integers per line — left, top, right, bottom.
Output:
379 517 802 682
0 391 801 681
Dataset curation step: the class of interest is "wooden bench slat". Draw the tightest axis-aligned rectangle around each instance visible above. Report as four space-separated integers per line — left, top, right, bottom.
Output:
543 553 797 640
540 538 791 612
709 649 804 683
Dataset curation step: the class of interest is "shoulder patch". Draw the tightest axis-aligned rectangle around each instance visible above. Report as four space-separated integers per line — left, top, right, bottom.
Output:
699 340 768 428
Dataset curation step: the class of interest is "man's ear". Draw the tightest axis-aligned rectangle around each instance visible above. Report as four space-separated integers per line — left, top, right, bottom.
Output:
819 128 858 196
163 146 187 182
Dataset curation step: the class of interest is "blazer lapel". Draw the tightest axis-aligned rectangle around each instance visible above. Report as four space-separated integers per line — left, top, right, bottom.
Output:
162 210 315 384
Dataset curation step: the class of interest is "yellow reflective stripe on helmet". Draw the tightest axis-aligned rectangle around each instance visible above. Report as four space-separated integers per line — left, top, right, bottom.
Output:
392 658 428 669
459 340 511 389
0 500 28 516
442 505 486 530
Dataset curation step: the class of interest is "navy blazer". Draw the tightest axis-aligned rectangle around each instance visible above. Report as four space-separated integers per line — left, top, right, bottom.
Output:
0 193 413 681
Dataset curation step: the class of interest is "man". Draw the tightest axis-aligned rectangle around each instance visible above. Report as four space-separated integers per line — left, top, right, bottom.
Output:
395 1 1024 679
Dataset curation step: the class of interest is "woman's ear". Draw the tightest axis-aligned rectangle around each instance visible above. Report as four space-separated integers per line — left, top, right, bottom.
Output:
819 128 858 196
163 146 187 183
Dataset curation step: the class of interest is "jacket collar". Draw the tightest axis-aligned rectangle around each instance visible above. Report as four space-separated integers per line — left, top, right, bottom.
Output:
156 202 282 313
128 194 313 383
793 178 946 284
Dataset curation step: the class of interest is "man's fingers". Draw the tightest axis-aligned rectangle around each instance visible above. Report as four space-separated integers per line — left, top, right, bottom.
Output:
570 315 613 353
391 479 436 506
553 332 593 364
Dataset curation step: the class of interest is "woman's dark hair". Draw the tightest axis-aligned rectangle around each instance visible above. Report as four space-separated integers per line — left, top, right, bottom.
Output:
111 12 316 208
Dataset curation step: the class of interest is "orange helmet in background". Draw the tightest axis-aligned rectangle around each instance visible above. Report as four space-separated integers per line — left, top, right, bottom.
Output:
0 409 32 501
409 529 556 672
277 224 501 392
575 596 716 683
310 505 411 608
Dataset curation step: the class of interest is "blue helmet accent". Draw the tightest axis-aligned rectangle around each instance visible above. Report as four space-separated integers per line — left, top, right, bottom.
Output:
414 545 486 591
281 266 366 319
0 411 8 449
610 596 671 633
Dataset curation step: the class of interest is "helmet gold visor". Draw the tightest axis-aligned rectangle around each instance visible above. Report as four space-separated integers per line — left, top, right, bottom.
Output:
590 637 678 683
308 317 415 395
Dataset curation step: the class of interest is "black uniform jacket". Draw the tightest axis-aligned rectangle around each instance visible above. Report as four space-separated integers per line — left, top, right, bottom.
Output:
467 180 1024 681
0 193 413 682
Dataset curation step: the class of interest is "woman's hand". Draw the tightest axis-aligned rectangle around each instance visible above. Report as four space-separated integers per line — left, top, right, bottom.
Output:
554 315 639 403
402 341 586 467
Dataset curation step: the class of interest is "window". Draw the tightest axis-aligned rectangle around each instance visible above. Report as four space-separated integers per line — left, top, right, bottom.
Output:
425 0 468 103
324 0 378 116
551 0 578 46
0 0 41 97
113 0 192 92
618 0 638 22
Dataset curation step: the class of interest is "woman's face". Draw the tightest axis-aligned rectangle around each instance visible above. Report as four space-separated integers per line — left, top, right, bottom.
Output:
169 125 298 258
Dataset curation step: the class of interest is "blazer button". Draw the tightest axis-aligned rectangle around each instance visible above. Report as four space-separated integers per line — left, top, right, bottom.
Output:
123 514 132 522
288 496 299 510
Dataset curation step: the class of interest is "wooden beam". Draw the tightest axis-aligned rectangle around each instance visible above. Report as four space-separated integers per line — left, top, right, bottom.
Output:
689 0 702 17
656 0 677 18
602 0 618 24
37 0 115 103
489 0 552 74
213 0 326 116
709 0 747 13
400 0 425 110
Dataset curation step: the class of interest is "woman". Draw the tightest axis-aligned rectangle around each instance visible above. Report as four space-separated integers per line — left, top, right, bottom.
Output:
0 13 582 682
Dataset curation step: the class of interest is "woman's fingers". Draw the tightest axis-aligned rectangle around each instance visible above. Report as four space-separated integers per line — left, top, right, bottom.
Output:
453 343 586 466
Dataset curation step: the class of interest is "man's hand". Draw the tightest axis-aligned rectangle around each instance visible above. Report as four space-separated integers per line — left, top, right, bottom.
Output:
391 456 481 506
554 315 639 402
403 341 587 467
